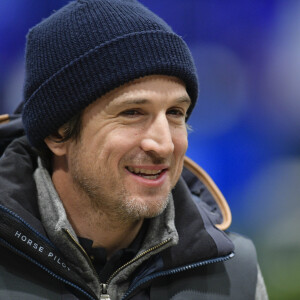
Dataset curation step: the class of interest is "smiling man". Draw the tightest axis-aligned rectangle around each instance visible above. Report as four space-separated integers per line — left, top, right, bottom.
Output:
0 0 268 299
45 76 190 256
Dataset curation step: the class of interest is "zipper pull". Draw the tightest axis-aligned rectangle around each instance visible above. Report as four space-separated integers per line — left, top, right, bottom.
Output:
100 284 111 300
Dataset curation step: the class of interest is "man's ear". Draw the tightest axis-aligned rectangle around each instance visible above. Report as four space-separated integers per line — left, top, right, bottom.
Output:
44 127 69 156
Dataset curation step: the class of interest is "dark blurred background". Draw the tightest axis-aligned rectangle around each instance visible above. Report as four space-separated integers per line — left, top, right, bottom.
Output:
1 1 300 298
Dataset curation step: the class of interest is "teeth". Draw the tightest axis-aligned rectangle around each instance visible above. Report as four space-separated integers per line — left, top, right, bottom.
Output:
144 175 159 180
127 166 163 175
126 166 165 180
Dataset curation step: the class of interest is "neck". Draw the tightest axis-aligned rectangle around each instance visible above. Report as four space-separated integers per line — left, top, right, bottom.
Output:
51 156 143 257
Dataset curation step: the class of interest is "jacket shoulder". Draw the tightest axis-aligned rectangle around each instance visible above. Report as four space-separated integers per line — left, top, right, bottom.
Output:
224 232 258 298
149 232 258 300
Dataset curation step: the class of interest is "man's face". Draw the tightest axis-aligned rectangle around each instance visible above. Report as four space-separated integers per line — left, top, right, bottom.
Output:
66 75 191 221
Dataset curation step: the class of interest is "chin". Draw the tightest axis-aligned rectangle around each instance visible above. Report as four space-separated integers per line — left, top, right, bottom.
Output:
125 193 171 220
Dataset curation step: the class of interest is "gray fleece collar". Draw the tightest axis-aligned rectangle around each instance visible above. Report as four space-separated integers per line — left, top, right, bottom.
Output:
34 157 178 299
34 158 102 295
34 158 78 243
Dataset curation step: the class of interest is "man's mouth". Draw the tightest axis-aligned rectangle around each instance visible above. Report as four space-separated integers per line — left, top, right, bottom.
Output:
126 166 166 180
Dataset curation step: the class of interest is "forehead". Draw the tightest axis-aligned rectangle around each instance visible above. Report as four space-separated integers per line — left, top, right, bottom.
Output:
88 75 190 112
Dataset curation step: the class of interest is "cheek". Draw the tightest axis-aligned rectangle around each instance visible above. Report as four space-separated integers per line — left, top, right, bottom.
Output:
95 130 140 165
171 131 188 178
173 130 188 156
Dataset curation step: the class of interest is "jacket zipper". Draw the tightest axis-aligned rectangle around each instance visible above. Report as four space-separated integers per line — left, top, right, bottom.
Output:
64 229 109 299
121 252 235 300
106 238 172 285
100 283 110 299
100 238 172 299
65 229 172 299
64 229 100 276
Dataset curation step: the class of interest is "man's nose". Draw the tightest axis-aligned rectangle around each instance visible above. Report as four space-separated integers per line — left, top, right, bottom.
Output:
140 114 175 158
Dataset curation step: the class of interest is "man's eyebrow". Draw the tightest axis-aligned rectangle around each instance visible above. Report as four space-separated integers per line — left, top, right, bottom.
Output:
117 96 191 106
119 99 149 105
175 96 191 105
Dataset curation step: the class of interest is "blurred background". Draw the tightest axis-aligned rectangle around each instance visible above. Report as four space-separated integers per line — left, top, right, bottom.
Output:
1 0 299 298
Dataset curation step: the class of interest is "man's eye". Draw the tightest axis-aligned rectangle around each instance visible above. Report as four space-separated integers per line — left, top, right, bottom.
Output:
120 109 142 117
167 108 185 117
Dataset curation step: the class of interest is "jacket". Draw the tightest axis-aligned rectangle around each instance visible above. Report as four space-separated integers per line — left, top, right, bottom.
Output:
0 114 268 299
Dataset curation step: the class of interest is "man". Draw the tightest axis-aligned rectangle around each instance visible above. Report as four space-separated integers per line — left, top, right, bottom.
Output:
0 0 268 299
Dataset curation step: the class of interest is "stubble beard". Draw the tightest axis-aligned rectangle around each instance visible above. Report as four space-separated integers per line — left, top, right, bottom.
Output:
69 149 171 226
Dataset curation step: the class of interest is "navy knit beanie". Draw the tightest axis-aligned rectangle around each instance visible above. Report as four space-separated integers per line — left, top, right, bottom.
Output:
22 0 198 147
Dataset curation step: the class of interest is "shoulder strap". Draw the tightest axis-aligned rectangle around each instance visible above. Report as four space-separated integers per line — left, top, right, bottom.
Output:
183 156 232 230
